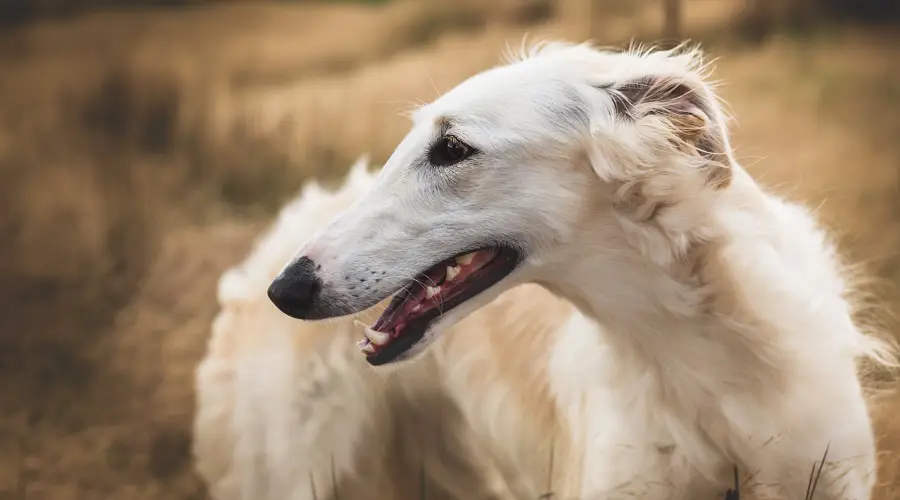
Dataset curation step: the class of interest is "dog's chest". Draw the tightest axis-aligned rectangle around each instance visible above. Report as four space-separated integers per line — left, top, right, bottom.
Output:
544 311 742 498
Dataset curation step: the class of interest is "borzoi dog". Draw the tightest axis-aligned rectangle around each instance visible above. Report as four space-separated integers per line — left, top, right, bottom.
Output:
194 158 579 500
267 42 896 499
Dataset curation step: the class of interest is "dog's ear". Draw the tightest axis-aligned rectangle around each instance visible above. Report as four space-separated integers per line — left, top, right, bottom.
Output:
599 69 734 191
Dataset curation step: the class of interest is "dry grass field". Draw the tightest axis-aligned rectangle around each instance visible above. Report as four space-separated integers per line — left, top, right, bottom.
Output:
1 0 899 498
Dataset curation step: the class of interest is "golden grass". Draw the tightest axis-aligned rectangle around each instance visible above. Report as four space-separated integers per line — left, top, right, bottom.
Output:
1 1 899 498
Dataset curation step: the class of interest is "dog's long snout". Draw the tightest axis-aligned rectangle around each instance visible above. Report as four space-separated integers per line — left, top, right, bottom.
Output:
267 256 322 319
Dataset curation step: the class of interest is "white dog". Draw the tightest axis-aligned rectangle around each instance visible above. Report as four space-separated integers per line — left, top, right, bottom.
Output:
194 158 585 500
267 42 897 499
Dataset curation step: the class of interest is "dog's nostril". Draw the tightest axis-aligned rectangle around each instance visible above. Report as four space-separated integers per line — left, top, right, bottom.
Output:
267 256 321 319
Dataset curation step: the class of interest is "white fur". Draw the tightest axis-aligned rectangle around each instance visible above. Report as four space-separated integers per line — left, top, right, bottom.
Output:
194 158 542 500
273 42 897 499
194 157 395 500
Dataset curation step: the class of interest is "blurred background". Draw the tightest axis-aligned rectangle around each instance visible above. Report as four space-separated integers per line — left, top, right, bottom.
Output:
1 0 899 498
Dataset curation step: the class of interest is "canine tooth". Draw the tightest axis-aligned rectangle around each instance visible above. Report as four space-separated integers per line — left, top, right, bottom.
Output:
446 265 461 281
455 252 475 266
426 286 440 298
356 337 375 353
365 327 389 346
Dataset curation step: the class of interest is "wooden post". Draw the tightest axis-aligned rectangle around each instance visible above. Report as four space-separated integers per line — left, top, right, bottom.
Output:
742 0 773 41
663 0 682 41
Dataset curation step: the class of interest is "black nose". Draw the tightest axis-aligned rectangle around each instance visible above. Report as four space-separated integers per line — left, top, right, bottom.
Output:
267 256 322 319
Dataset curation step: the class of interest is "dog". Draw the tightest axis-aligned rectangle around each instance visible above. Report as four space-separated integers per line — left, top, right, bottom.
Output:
267 42 897 499
194 157 585 500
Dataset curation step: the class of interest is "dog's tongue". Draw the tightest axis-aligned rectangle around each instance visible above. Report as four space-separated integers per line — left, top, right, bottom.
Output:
370 249 498 335
356 249 502 357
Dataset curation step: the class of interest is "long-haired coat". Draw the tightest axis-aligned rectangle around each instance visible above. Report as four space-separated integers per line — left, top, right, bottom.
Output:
201 42 896 500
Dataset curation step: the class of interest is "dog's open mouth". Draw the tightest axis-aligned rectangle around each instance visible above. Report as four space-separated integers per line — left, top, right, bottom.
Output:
355 246 521 366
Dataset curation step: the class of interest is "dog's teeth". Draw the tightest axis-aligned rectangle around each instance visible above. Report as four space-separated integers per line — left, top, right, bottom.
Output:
357 339 375 353
446 265 461 281
364 327 389 346
426 286 440 298
455 252 475 266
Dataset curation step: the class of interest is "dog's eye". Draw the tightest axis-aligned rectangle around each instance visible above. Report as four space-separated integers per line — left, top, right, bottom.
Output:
430 135 474 167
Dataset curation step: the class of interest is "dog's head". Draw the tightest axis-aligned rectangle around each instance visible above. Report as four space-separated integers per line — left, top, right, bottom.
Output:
268 42 736 366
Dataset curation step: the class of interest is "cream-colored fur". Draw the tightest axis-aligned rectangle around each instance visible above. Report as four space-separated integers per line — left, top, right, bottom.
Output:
264 42 897 500
194 158 578 500
193 160 395 500
194 154 895 500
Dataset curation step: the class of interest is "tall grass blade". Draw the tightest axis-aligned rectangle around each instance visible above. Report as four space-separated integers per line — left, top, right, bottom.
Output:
806 443 831 500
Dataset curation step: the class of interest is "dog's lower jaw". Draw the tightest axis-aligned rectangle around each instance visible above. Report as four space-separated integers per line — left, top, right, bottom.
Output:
358 249 524 365
363 324 434 368
365 284 511 367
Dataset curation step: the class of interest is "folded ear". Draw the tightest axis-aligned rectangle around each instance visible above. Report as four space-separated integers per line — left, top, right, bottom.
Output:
607 71 734 190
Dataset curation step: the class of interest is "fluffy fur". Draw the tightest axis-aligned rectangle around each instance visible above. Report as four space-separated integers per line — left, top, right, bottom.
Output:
193 158 394 500
194 157 577 500
267 42 897 499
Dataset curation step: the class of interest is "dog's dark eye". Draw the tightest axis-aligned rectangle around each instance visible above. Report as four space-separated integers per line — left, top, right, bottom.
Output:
430 135 474 167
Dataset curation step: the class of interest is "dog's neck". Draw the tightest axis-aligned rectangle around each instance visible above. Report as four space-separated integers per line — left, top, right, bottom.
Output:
538 172 801 395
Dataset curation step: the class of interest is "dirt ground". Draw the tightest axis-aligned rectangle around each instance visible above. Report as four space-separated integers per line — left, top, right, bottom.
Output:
1 1 899 499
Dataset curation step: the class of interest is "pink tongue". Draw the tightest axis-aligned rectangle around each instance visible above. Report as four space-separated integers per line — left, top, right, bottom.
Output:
372 249 498 334
372 265 445 333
